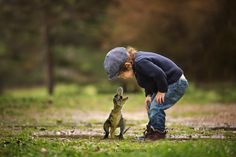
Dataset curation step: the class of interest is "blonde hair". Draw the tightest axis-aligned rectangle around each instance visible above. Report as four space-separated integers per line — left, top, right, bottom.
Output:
126 46 137 63
119 46 137 73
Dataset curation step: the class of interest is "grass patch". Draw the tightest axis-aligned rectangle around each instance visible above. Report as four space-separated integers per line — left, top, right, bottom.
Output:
2 82 236 109
1 128 236 157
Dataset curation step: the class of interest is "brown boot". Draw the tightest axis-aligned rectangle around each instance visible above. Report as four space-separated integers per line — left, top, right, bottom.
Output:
143 124 152 137
137 124 152 140
144 127 167 141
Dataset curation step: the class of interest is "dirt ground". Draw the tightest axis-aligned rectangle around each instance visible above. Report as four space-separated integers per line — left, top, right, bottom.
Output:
26 104 236 140
167 104 236 127
35 103 236 127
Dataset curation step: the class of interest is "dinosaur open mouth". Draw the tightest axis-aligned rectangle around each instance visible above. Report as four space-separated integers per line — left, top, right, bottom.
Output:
114 92 128 103
123 96 128 100
118 96 128 101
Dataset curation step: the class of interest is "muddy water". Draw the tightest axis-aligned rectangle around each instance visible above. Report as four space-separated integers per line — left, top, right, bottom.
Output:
33 130 236 140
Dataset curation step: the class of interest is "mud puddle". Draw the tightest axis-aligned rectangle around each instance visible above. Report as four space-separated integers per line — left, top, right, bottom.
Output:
33 127 236 140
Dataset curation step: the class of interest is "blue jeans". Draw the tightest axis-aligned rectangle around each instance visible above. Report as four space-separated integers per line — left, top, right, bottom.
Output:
147 75 188 132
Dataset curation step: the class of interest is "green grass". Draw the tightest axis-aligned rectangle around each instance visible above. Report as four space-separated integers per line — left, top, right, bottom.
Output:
180 83 236 104
2 82 236 108
0 83 236 157
1 128 236 157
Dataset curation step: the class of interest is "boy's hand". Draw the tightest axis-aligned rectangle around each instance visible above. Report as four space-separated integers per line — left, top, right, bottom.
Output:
155 92 165 104
145 95 152 112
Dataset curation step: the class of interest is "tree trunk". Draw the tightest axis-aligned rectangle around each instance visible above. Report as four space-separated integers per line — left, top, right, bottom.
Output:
41 4 54 95
45 29 54 95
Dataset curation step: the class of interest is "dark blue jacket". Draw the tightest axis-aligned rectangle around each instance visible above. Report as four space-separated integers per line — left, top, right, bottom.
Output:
133 51 183 96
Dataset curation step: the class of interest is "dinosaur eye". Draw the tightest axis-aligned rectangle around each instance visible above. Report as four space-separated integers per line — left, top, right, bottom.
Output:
117 96 121 100
114 94 123 101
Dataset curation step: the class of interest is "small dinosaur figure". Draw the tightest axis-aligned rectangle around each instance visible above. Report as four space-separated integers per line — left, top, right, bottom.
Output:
103 87 129 139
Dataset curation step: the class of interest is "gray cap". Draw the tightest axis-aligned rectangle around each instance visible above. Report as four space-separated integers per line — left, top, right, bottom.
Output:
104 47 128 80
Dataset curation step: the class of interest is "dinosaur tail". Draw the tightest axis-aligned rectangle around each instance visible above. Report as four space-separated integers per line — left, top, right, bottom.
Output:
123 127 131 135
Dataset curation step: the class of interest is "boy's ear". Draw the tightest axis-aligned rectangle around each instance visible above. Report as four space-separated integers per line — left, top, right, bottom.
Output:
124 62 132 69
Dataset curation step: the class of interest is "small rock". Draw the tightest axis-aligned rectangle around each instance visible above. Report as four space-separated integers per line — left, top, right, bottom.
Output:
60 131 66 135
56 131 61 135
40 148 48 153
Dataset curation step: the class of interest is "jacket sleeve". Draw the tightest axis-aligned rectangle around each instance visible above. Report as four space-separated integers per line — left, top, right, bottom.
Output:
144 88 152 97
137 59 168 93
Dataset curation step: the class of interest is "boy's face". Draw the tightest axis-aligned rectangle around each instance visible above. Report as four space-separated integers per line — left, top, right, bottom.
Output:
118 70 134 79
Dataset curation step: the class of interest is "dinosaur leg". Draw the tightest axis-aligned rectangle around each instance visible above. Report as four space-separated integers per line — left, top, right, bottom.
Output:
118 117 125 139
110 126 116 139
103 120 110 139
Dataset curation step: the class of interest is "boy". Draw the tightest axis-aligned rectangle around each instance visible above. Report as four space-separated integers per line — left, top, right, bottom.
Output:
104 47 188 140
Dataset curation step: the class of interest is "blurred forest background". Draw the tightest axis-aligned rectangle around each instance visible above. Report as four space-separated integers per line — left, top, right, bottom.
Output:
0 0 235 95
1 1 236 156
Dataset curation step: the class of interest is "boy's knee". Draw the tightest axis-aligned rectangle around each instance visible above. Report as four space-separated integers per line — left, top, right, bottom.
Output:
149 107 163 118
149 104 161 112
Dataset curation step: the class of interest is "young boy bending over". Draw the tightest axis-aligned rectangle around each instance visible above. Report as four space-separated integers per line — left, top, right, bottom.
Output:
104 47 188 140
